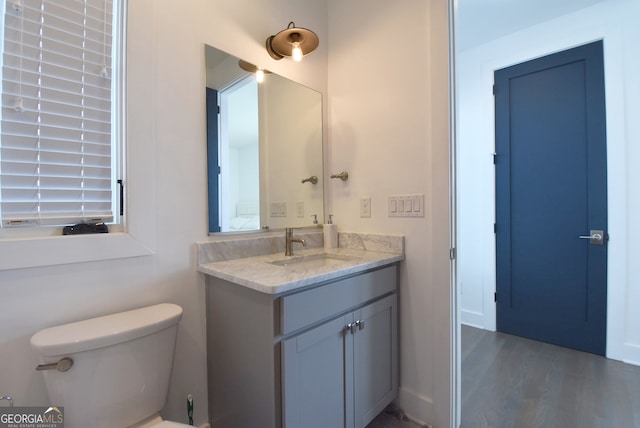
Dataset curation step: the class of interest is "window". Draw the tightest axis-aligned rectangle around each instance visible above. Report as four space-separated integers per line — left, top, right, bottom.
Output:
0 0 123 232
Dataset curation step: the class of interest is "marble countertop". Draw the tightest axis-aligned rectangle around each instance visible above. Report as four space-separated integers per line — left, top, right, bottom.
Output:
198 246 403 295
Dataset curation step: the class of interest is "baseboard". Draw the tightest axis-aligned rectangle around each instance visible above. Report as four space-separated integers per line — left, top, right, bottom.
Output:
605 339 640 367
621 342 640 366
460 309 486 329
396 386 434 427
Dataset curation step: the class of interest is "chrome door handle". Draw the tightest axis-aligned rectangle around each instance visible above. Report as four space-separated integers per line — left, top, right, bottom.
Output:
578 230 604 245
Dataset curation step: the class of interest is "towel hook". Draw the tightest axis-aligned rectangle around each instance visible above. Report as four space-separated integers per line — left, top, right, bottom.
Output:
330 171 349 181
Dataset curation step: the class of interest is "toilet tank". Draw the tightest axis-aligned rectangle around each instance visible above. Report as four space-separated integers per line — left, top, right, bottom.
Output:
30 304 183 428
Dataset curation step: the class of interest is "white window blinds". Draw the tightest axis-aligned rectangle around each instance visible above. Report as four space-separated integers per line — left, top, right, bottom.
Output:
1 0 115 227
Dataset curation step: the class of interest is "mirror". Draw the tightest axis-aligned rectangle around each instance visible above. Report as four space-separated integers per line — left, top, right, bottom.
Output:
205 45 323 233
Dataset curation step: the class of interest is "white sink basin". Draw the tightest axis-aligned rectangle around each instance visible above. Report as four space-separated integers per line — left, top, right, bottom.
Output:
268 252 359 269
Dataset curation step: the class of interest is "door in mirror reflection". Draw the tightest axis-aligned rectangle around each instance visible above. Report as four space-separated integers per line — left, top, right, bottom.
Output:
206 87 221 232
220 76 260 232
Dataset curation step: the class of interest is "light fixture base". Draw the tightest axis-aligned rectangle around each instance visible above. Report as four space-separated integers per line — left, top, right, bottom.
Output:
265 35 284 60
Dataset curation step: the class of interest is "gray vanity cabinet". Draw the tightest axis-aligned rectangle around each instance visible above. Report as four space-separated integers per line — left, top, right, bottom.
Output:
353 294 398 426
281 315 348 427
205 264 398 428
282 293 397 428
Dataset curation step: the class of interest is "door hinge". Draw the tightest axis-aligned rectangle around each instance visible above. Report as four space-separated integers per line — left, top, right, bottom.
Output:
450 248 456 260
492 84 496 95
494 292 497 302
492 152 498 164
493 223 497 234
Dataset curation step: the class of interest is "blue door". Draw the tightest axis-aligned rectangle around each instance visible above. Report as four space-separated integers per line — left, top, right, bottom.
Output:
495 41 607 355
206 87 221 233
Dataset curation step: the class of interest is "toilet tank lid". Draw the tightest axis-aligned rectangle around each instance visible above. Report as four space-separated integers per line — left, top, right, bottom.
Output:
30 303 183 357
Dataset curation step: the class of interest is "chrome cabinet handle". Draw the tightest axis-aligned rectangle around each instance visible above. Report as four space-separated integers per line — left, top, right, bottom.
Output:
345 322 357 335
345 320 365 335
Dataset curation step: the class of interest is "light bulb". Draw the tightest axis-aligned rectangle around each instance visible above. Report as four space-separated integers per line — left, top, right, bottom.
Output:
256 69 265 83
292 44 303 62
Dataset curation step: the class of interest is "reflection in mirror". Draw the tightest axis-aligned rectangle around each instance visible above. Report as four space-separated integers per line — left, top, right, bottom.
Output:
205 45 323 233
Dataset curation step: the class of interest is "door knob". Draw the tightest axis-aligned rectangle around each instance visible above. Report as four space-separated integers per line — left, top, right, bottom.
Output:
578 229 605 245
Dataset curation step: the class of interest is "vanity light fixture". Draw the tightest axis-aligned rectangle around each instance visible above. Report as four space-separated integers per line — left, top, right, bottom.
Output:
238 60 271 83
266 22 319 62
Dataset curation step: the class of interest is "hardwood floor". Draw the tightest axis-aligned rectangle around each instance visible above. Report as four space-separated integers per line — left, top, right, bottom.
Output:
366 405 422 428
462 325 640 428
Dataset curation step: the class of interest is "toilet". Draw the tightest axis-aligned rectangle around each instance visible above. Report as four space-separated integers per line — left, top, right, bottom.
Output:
30 303 192 428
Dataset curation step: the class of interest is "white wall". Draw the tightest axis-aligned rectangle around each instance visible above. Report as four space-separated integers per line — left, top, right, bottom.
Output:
327 0 452 426
0 0 327 426
457 0 640 364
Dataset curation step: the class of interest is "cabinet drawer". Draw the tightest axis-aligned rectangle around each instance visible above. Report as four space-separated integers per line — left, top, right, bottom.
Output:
280 265 397 335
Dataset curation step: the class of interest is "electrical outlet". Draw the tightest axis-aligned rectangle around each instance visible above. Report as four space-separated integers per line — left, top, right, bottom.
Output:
360 197 371 218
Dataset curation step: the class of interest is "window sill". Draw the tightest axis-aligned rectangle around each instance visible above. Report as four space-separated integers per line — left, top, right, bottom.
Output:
0 232 154 271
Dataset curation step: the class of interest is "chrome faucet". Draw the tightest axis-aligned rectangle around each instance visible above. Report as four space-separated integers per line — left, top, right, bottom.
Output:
285 227 306 256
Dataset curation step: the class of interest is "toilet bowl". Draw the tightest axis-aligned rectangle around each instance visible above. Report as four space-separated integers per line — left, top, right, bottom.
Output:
30 304 192 428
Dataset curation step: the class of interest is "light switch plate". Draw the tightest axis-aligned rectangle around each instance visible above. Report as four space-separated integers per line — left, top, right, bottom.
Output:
270 201 287 217
360 196 371 218
388 194 424 217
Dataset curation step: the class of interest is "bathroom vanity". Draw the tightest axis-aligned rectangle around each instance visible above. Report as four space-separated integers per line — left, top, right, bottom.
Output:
197 233 403 428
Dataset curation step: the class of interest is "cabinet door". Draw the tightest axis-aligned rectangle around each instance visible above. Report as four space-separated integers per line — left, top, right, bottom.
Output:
282 314 350 428
352 294 398 428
